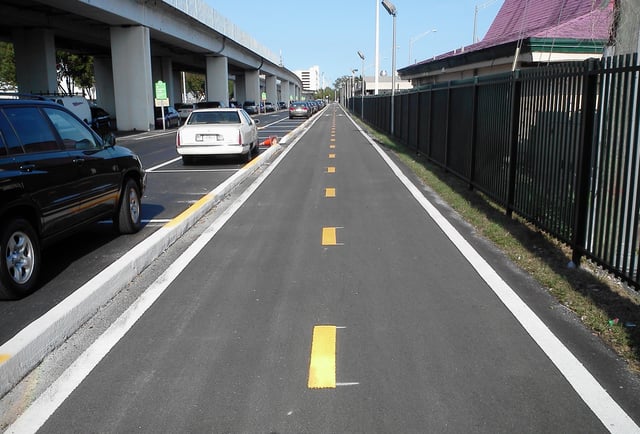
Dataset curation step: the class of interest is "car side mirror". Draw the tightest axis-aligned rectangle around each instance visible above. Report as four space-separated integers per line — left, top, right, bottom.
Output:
104 132 116 147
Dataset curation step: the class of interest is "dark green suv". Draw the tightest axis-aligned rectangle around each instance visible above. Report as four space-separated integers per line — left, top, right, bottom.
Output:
0 95 146 299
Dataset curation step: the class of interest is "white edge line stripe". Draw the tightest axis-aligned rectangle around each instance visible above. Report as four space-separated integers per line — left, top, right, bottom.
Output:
5 110 313 434
341 105 639 433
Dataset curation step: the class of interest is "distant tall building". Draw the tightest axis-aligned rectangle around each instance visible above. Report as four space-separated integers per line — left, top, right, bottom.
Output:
294 66 320 92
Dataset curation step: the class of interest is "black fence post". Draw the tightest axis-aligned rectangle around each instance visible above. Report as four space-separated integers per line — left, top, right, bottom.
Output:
506 71 521 217
571 59 599 266
469 77 479 190
444 85 451 169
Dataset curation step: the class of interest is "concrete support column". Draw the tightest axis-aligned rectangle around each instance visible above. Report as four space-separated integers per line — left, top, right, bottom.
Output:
206 56 229 105
152 57 175 105
93 56 116 117
290 83 297 101
265 75 277 105
280 80 289 104
12 28 57 94
235 76 246 104
173 72 183 103
245 69 260 103
110 26 154 131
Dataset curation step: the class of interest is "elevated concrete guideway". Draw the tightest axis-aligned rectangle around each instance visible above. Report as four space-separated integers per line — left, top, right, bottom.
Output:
0 0 303 130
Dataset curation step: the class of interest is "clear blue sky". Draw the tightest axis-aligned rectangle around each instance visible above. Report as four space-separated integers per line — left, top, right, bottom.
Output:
205 1 503 88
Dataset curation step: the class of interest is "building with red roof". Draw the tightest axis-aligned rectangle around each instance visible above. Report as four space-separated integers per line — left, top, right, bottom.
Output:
399 0 615 86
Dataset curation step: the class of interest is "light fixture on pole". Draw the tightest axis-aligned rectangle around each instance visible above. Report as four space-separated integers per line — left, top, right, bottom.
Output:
409 29 437 64
381 0 397 136
357 51 365 115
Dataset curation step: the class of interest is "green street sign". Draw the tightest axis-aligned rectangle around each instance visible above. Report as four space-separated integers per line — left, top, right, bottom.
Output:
261 92 267 101
155 81 167 100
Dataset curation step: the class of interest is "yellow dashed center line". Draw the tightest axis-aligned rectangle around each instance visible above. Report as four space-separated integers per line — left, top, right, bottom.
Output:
0 354 10 364
329 144 336 149
325 187 336 198
322 227 337 245
308 325 337 389
327 167 336 173
329 153 336 159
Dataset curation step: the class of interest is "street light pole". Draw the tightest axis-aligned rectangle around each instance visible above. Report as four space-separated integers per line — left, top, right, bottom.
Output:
351 68 358 111
409 29 437 64
375 0 380 95
382 0 397 136
473 0 498 43
357 51 365 116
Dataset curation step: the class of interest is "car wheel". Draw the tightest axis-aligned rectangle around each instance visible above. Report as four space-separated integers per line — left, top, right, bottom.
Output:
115 178 142 234
0 218 41 300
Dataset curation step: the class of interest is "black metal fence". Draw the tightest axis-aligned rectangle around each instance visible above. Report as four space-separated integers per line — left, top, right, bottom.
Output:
350 54 640 289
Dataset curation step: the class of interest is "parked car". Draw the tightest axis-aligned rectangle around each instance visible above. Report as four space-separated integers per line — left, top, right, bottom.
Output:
90 105 112 136
42 94 92 124
154 106 180 129
176 108 260 164
278 101 287 110
264 101 275 112
0 94 146 299
243 100 258 115
195 101 224 109
289 101 311 119
174 102 196 122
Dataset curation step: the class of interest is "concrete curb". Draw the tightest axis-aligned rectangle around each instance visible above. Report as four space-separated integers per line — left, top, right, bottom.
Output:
0 144 282 398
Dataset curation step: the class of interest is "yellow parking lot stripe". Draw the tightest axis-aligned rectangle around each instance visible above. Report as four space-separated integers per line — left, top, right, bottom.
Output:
325 187 336 198
322 227 337 245
327 167 336 173
308 325 337 389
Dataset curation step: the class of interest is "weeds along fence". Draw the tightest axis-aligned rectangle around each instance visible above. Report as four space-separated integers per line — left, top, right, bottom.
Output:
350 54 640 289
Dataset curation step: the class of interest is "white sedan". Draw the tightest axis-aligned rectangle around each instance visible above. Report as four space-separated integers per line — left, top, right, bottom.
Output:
176 108 260 164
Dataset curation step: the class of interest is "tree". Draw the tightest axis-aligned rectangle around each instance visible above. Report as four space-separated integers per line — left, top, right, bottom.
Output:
185 72 205 101
313 87 335 101
334 75 351 90
56 51 94 96
0 42 16 90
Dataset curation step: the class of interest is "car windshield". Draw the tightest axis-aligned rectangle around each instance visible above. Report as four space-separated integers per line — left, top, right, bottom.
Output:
187 111 240 125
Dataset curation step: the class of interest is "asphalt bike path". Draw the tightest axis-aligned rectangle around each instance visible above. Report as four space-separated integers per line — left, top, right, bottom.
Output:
6 104 640 433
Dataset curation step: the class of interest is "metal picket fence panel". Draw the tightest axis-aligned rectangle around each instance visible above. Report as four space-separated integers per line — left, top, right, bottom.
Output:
585 54 640 283
348 54 640 289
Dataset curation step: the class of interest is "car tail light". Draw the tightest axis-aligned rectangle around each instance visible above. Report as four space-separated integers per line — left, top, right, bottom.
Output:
176 133 181 147
238 131 242 145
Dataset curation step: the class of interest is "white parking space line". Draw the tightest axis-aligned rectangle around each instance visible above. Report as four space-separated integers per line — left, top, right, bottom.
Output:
122 130 176 141
146 157 182 172
151 169 238 173
257 117 290 129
